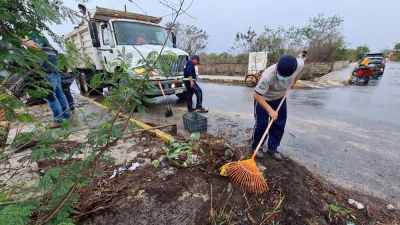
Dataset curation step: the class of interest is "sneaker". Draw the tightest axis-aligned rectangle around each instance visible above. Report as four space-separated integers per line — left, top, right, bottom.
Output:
267 149 283 161
255 147 268 159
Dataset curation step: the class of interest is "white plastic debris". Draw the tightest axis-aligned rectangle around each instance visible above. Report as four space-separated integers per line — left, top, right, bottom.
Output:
386 204 395 210
128 162 140 171
348 198 364 210
109 169 118 179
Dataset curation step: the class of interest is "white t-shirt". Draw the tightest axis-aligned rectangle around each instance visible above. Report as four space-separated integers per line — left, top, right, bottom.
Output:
255 58 304 101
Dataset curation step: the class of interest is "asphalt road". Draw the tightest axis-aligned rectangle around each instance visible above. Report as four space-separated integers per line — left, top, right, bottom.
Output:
196 62 400 206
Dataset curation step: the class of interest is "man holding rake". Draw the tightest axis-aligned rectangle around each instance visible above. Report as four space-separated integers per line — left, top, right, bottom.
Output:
251 54 305 161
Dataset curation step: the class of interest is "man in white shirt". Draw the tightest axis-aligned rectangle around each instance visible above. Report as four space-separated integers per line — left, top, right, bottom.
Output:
252 55 304 161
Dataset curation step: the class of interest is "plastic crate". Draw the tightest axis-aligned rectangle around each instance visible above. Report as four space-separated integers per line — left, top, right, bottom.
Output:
183 112 207 133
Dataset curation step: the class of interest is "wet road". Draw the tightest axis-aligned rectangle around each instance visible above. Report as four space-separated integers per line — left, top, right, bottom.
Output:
199 62 400 205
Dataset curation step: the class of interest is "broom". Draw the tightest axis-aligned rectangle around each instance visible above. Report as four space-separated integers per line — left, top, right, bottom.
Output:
225 92 288 193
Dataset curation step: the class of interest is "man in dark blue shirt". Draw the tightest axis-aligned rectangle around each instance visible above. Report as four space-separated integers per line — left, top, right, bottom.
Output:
183 55 207 112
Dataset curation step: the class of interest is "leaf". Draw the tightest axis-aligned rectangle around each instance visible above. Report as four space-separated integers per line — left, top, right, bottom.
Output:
0 193 7 203
152 160 160 168
190 132 201 142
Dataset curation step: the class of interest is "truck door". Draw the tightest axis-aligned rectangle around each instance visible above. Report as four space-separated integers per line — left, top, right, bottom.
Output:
99 24 117 72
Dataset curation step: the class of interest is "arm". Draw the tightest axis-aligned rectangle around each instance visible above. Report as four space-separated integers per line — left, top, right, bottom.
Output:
189 76 194 88
254 91 278 121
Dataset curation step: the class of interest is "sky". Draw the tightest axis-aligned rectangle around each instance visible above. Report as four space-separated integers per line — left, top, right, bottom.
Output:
52 0 400 53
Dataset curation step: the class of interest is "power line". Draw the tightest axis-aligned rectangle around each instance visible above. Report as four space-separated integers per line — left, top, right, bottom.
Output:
127 0 148 15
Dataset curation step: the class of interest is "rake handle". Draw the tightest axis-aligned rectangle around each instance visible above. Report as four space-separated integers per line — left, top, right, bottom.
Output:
251 92 289 160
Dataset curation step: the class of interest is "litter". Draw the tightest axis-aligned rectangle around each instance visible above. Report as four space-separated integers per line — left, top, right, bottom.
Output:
128 162 140 171
348 199 364 210
110 162 141 179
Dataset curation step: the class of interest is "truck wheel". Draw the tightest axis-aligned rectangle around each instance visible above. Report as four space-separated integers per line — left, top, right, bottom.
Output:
176 92 187 100
76 73 88 94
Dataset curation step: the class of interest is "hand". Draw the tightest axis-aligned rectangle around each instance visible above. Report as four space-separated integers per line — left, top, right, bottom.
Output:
268 110 278 121
190 81 194 88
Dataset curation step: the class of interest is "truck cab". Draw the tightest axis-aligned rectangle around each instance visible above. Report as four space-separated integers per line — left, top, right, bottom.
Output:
63 7 188 99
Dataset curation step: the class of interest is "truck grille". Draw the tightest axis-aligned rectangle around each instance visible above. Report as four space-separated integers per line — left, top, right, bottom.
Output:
159 55 187 76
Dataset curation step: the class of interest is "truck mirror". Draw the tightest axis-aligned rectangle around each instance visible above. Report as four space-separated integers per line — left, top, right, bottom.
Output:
88 21 100 47
171 31 177 48
101 22 107 29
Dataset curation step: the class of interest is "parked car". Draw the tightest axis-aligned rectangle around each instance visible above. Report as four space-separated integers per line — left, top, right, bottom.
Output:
367 56 385 75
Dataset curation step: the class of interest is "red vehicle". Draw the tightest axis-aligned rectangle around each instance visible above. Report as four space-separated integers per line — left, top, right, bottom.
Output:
350 66 374 84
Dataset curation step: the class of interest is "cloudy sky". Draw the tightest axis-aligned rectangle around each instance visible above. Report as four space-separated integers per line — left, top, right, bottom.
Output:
53 0 400 53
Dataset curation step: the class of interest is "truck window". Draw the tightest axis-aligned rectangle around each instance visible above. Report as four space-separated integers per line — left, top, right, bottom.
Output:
102 27 110 45
112 21 172 47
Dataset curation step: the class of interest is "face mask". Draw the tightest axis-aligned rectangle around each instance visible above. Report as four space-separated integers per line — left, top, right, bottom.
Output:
277 73 292 81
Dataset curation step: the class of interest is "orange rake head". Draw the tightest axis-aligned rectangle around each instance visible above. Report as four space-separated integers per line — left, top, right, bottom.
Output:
226 158 269 193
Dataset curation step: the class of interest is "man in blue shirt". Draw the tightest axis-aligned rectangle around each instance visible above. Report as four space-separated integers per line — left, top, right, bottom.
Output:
183 55 207 112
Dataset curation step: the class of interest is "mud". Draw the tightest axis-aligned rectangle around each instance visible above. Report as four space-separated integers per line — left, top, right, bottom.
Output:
78 135 400 225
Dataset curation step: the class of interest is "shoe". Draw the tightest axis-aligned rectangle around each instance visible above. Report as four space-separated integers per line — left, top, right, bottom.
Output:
255 147 268 159
70 107 75 111
188 108 196 112
267 150 282 161
196 107 209 113
47 123 62 129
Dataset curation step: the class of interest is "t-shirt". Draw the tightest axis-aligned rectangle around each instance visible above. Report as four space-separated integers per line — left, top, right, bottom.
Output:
184 59 197 80
255 58 304 101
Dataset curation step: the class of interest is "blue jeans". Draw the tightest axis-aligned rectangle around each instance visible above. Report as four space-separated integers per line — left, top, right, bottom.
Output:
251 98 287 152
45 73 70 123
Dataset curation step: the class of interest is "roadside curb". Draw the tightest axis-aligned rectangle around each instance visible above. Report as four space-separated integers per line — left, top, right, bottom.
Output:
79 95 175 143
198 77 245 85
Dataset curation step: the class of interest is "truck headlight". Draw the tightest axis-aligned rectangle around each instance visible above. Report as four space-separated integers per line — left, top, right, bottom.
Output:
171 84 176 89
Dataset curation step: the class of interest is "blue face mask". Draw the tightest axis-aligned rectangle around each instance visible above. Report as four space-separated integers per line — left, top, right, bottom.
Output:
277 73 292 81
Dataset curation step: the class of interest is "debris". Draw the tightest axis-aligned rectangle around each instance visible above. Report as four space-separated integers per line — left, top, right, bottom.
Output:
178 152 188 161
227 183 232 193
191 154 198 164
348 198 364 210
224 149 233 159
386 204 395 210
128 162 140 171
258 164 267 172
109 169 118 179
346 222 356 225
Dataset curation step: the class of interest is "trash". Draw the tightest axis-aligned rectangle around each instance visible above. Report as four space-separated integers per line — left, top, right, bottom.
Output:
386 204 395 210
227 183 232 193
109 169 118 179
258 165 267 172
348 199 364 210
191 154 198 163
346 222 356 225
128 162 140 171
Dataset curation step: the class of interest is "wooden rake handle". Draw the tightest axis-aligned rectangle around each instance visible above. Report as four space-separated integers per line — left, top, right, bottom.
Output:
251 92 289 160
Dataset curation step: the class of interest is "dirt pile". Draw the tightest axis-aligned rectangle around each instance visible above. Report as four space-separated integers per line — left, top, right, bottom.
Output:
73 135 399 225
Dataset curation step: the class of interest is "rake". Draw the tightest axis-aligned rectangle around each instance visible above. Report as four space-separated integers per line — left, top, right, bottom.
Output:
225 93 288 193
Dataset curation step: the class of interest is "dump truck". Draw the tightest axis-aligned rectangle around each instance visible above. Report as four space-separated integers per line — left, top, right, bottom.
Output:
63 7 188 99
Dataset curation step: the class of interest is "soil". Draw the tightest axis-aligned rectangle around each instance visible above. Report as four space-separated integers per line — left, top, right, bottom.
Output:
75 135 399 225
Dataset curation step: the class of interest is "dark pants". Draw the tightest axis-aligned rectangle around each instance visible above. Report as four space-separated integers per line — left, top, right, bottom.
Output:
251 98 287 152
62 87 75 110
184 80 203 110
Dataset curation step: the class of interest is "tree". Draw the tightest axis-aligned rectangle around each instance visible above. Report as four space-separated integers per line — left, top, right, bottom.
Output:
394 43 400 52
355 45 370 60
301 14 344 62
167 22 209 56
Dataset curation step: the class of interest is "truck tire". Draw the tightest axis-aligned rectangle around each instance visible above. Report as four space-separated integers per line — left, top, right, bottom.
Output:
176 92 187 100
76 71 103 96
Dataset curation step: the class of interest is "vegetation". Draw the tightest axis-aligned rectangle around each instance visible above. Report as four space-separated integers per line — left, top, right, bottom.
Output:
0 0 189 224
167 22 209 56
